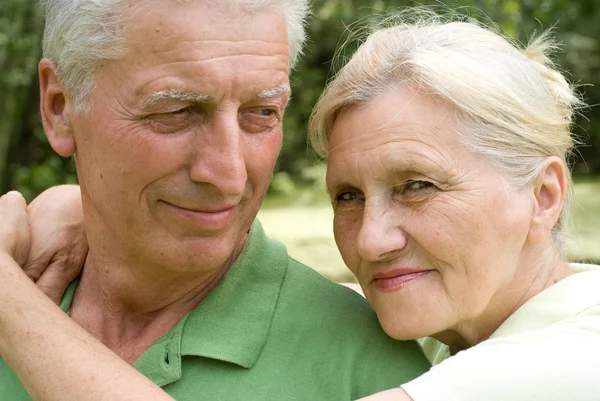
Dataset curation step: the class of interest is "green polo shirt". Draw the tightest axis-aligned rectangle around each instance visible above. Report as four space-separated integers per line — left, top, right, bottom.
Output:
0 220 430 400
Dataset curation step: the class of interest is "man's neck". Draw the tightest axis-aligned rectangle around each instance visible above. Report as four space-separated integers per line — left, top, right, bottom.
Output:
70 244 242 363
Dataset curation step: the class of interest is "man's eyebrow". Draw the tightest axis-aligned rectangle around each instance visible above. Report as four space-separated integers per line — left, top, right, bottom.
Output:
255 82 290 99
141 89 211 109
141 84 290 109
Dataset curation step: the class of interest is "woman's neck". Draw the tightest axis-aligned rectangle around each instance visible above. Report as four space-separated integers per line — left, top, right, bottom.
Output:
434 251 573 353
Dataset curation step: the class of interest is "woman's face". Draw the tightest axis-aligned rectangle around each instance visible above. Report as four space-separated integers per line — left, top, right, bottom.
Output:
326 88 534 343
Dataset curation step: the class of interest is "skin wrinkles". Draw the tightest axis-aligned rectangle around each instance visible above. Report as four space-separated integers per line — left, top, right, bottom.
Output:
325 86 441 157
123 6 289 63
327 138 460 206
146 49 288 63
124 0 289 49
141 84 290 112
130 64 288 113
141 90 210 110
130 68 289 112
162 39 289 45
117 5 290 111
327 117 459 181
326 87 553 349
327 106 489 221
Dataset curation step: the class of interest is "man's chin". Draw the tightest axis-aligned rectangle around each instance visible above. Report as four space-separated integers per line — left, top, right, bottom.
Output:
143 235 246 274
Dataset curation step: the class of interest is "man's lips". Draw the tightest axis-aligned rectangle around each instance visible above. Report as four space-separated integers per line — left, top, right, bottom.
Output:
164 201 236 213
372 268 431 292
160 200 236 230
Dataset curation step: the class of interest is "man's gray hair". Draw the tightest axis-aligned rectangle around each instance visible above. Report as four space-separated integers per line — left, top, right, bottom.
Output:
41 0 310 114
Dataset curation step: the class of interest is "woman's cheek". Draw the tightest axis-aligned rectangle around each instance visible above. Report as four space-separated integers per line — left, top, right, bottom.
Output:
333 212 362 272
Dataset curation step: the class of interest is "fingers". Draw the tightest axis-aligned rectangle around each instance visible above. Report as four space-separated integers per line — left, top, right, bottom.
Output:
0 191 27 211
0 191 31 266
23 185 87 303
36 262 80 305
33 240 87 304
22 248 54 282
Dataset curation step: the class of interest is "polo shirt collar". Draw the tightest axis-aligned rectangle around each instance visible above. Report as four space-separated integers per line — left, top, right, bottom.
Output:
60 220 289 386
490 263 600 339
177 219 288 368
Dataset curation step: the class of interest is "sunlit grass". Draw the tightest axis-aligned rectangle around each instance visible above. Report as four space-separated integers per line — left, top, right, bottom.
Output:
569 175 600 263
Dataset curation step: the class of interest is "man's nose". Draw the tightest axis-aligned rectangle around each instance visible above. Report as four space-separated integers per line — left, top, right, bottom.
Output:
188 112 247 197
356 198 408 262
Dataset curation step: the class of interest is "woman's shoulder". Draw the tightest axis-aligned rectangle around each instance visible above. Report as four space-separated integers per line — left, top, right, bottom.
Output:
404 310 600 401
488 262 600 340
402 264 600 401
569 262 600 274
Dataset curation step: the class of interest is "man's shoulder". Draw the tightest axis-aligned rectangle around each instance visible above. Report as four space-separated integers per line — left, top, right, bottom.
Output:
283 256 375 316
273 257 431 391
278 257 411 343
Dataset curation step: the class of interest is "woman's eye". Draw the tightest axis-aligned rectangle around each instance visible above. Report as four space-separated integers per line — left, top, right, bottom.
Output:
336 192 357 202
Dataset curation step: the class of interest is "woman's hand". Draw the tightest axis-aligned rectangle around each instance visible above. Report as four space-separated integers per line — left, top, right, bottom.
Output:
0 189 173 401
0 191 31 267
23 185 87 304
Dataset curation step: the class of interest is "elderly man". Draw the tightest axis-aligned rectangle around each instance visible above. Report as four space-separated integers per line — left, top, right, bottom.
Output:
0 0 429 400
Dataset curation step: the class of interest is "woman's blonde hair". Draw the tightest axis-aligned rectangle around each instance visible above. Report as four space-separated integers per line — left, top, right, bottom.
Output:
309 10 584 254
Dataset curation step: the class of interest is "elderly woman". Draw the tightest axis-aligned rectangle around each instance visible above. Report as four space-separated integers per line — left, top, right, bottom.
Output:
308 14 600 400
1 13 599 401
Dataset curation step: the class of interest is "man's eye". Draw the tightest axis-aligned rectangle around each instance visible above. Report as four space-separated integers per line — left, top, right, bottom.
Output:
171 107 190 115
254 108 276 117
402 180 436 193
145 108 196 134
239 108 281 133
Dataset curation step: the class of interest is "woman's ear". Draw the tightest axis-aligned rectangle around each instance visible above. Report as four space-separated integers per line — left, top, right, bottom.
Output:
528 156 568 244
39 58 76 157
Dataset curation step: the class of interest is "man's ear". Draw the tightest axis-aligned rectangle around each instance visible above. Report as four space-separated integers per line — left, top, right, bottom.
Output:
528 156 567 244
39 58 76 157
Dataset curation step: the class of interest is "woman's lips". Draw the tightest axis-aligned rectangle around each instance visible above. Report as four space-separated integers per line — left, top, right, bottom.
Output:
373 269 430 293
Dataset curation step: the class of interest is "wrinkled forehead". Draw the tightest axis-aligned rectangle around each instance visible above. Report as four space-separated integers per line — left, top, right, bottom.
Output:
325 89 469 188
120 0 289 56
96 0 290 105
329 92 458 155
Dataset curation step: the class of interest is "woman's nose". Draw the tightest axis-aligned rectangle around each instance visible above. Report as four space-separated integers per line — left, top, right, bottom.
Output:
356 199 409 262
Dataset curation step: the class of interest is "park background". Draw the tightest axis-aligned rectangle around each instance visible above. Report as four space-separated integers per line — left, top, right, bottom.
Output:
1 0 598 282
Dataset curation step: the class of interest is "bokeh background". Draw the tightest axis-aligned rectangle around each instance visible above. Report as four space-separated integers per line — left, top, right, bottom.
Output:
1 0 599 281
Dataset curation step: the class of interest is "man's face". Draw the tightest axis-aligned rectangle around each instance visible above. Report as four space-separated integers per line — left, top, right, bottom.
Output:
67 1 290 274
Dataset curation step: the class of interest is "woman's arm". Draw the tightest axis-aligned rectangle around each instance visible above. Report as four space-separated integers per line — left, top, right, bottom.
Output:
23 185 88 303
0 191 174 401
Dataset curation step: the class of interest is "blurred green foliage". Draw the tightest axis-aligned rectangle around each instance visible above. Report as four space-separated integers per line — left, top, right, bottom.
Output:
1 0 600 200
